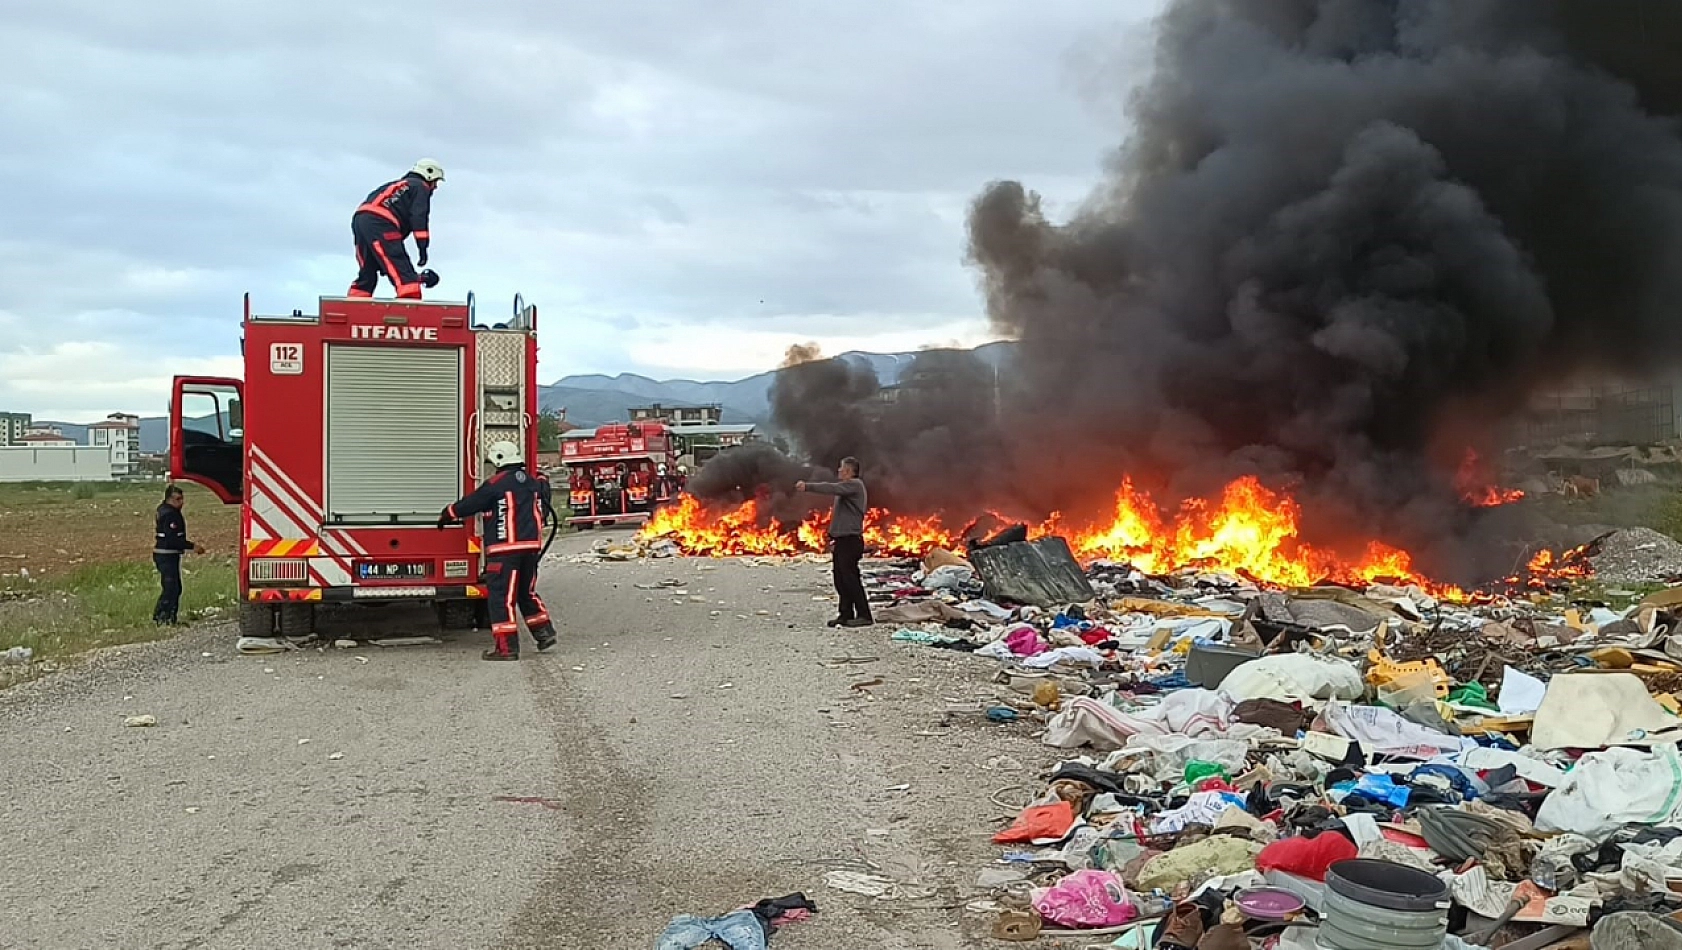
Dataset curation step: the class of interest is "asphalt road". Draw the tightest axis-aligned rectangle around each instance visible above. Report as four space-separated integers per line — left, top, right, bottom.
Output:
1 533 1052 949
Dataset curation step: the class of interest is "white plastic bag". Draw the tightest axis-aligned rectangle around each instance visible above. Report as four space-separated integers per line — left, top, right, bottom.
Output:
1535 744 1682 839
1219 653 1364 703
922 564 977 591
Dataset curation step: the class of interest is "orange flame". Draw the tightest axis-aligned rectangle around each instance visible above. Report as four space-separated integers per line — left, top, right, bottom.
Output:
637 475 1486 597
1061 476 1453 593
642 496 956 558
1456 449 1526 508
1510 543 1594 589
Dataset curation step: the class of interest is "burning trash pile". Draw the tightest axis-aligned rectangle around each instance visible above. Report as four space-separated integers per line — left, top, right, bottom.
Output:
633 471 1595 600
853 532 1682 947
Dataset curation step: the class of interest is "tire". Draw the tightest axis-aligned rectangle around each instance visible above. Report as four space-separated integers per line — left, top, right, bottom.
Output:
438 600 476 631
239 603 274 638
278 603 315 639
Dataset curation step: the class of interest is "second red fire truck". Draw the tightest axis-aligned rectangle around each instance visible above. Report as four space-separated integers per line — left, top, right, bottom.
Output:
560 422 680 528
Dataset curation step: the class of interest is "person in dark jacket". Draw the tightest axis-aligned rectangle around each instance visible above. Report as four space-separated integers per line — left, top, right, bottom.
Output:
347 159 444 300
438 440 558 660
153 484 204 626
796 457 872 628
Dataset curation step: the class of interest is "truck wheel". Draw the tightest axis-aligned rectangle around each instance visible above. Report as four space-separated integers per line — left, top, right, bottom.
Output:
438 601 476 631
473 601 490 630
240 603 274 638
278 603 315 639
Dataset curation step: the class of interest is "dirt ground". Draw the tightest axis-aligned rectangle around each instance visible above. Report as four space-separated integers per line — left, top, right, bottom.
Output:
0 530 1066 950
0 482 238 581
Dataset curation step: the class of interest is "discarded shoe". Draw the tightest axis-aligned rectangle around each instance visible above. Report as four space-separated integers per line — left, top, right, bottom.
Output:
991 909 1040 942
1157 901 1206 949
481 649 519 662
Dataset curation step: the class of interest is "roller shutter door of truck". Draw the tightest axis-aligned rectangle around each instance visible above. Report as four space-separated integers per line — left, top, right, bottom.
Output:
326 344 462 523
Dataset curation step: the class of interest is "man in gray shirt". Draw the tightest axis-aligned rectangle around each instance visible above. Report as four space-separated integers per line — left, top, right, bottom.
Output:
796 456 872 627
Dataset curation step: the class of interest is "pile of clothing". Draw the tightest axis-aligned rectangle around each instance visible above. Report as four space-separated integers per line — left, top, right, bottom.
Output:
858 547 1682 947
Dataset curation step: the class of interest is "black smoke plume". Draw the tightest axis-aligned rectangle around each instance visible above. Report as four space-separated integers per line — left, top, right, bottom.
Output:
684 441 818 522
737 1 1682 579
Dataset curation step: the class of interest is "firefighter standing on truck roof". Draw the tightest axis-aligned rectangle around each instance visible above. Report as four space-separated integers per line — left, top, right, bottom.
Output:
348 159 444 300
437 441 558 661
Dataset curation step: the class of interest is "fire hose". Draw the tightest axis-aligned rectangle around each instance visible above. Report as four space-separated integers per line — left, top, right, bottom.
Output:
538 497 561 560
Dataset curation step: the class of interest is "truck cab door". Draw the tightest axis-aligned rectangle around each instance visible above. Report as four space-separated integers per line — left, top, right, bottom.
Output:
170 376 244 504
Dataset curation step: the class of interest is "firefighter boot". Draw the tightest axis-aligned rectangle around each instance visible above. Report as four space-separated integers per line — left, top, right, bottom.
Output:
533 623 558 652
482 630 519 662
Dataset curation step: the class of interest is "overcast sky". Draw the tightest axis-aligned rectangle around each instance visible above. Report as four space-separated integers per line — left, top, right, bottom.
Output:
0 0 1162 421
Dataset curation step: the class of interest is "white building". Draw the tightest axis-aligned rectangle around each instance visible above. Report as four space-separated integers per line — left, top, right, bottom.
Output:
0 444 114 482
88 414 141 477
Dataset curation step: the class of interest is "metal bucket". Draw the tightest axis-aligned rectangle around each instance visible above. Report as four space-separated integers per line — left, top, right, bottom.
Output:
1317 859 1449 950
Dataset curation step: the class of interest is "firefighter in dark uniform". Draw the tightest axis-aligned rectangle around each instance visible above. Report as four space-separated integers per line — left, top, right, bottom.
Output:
438 441 558 661
348 159 444 300
153 484 203 626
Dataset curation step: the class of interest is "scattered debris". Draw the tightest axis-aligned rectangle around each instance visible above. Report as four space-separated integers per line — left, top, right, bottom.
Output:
822 870 903 900
492 795 565 810
805 525 1682 946
969 537 1096 607
236 636 290 655
122 715 157 728
655 893 817 949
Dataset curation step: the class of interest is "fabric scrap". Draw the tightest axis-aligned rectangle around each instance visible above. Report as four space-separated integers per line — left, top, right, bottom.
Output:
1135 837 1264 891
655 910 768 950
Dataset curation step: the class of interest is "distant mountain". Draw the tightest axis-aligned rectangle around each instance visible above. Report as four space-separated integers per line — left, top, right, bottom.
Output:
540 341 1014 428
38 416 211 455
34 422 90 444
140 417 170 453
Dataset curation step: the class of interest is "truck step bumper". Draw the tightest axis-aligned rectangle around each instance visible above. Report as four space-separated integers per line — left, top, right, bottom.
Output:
248 584 488 603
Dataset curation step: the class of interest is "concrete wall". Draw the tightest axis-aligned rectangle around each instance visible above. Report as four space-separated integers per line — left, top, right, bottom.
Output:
0 445 115 482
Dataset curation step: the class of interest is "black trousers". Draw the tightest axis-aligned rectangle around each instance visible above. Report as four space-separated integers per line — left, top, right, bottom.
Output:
153 553 182 624
830 534 870 622
485 552 553 654
349 212 421 298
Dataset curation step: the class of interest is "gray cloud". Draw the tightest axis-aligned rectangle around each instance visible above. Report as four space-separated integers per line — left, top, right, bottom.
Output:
0 0 1160 419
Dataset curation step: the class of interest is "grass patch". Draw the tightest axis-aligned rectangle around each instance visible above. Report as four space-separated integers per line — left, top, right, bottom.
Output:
0 481 239 673
1522 483 1682 546
0 479 141 506
1525 484 1678 532
0 556 238 660
1561 577 1669 609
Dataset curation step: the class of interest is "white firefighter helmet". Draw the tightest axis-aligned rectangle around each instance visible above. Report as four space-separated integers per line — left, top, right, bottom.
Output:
658 463 668 474
411 158 446 183
486 440 521 467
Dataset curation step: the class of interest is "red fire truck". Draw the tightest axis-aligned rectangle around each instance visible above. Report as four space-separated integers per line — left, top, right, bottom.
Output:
561 422 679 527
169 293 542 640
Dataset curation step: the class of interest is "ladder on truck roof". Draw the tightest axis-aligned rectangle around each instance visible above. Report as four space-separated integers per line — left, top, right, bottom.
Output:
469 292 537 485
